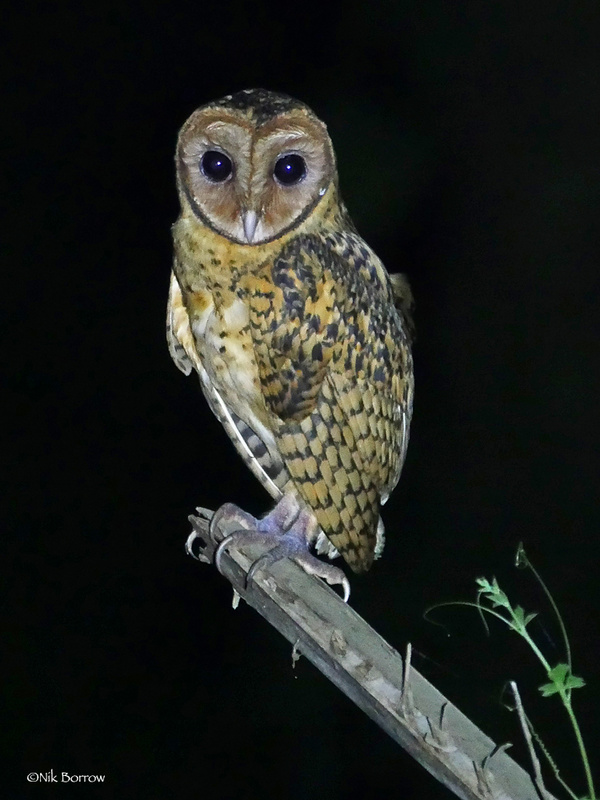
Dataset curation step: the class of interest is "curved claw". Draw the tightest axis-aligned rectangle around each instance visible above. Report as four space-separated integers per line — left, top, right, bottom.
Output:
245 544 351 603
246 553 350 602
185 527 200 559
214 530 241 574
185 513 212 562
246 552 274 587
288 553 351 603
214 528 271 575
329 573 351 603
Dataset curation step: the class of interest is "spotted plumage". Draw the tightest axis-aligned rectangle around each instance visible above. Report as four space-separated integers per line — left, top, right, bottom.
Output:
168 88 414 575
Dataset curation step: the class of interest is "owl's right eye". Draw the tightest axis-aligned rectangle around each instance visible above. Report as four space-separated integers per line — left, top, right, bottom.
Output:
200 151 233 182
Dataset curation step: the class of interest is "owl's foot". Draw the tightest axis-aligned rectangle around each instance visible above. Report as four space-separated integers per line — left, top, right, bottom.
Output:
246 532 351 602
213 497 350 602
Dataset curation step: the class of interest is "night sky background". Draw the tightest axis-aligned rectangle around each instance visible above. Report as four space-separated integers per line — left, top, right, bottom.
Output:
5 2 600 798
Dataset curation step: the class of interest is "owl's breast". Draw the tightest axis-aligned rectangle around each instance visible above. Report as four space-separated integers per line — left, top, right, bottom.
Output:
187 289 267 424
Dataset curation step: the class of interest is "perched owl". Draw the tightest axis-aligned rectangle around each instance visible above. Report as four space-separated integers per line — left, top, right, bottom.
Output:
168 89 414 596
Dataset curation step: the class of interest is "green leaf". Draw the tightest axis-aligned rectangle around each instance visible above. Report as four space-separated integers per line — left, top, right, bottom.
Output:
475 577 494 594
512 606 527 628
547 663 570 684
539 681 560 697
477 576 511 610
539 664 586 696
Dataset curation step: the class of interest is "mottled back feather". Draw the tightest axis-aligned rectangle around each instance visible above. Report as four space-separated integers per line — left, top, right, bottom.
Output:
248 233 413 571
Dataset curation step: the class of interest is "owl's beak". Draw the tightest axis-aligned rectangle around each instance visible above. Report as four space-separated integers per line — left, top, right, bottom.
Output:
242 210 258 243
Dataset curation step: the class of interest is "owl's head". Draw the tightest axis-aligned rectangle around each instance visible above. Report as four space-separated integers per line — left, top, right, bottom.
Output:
176 89 337 245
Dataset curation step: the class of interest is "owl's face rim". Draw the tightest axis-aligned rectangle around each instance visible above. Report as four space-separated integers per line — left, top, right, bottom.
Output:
176 101 337 246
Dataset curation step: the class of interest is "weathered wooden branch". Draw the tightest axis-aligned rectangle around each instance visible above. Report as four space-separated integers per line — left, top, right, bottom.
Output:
187 507 555 800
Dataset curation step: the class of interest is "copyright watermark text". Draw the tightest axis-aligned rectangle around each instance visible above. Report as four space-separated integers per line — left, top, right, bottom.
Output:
27 770 105 783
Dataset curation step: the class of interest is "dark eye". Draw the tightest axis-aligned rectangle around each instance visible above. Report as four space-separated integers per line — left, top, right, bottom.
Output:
274 154 306 185
201 150 233 182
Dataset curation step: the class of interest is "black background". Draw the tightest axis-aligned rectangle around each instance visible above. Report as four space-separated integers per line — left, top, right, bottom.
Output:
5 2 599 798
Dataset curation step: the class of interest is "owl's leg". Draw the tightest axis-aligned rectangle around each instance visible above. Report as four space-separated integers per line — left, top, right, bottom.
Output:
213 495 350 602
211 495 301 541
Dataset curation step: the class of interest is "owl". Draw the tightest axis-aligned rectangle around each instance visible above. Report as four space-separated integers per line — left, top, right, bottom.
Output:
168 89 414 597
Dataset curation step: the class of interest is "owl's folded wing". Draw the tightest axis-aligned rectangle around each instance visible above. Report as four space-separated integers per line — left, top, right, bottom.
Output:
249 234 413 571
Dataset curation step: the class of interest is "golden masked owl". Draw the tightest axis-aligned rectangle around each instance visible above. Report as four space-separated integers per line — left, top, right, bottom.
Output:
168 89 414 596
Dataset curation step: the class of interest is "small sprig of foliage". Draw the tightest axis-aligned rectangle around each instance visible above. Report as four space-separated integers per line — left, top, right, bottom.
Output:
430 544 595 800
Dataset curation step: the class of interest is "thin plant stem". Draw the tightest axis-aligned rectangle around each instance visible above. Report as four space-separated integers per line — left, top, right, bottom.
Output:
561 692 595 800
517 545 572 673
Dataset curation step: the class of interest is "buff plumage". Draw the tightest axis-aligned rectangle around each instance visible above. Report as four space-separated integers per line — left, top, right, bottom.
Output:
168 89 413 574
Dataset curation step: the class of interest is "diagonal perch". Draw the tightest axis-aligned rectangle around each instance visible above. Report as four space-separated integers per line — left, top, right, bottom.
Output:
186 506 556 800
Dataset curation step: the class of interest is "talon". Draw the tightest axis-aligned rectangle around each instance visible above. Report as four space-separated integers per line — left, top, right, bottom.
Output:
338 576 351 603
214 530 239 574
245 553 272 587
185 528 199 558
297 559 351 603
185 513 213 562
214 527 268 574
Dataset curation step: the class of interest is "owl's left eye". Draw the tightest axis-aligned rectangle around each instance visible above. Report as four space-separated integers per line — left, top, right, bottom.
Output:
273 154 306 185
201 150 233 182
